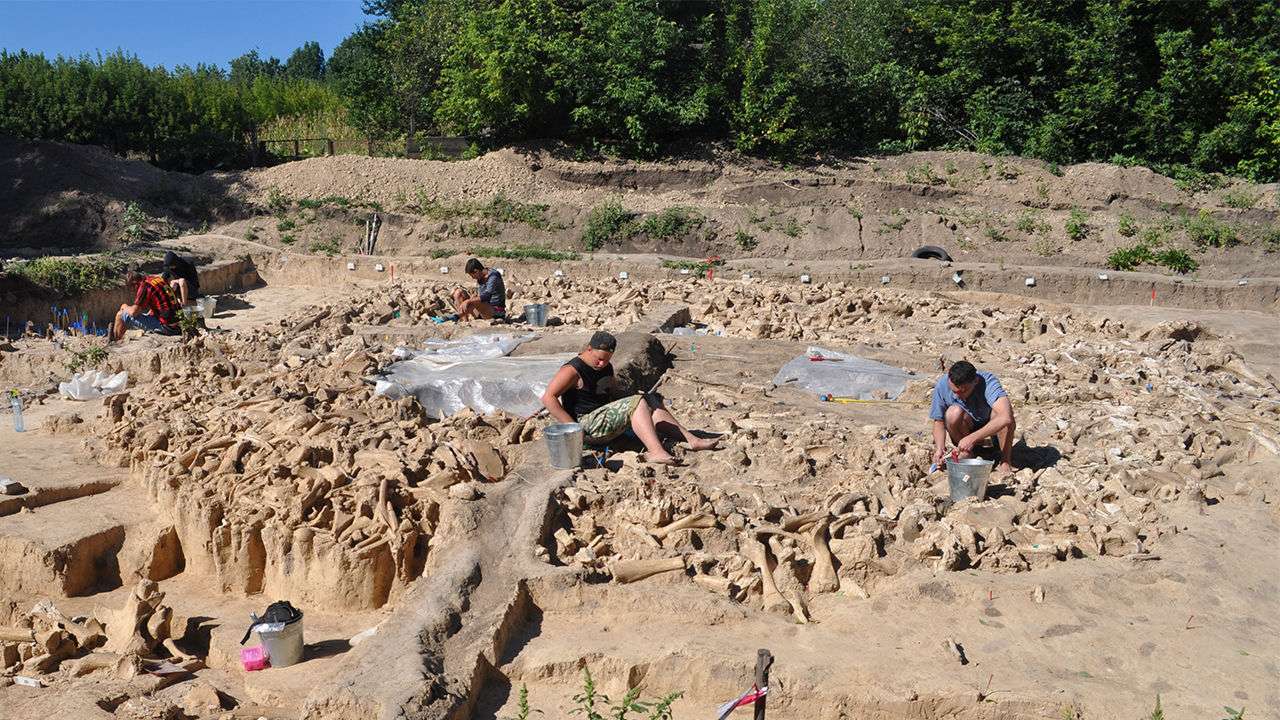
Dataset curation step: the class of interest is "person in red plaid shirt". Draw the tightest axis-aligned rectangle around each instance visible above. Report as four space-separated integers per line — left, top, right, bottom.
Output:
110 271 179 342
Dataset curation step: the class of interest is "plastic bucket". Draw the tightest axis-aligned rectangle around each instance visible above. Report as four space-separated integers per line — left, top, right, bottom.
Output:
947 458 992 502
544 423 584 469
256 615 304 668
524 303 549 327
198 296 217 319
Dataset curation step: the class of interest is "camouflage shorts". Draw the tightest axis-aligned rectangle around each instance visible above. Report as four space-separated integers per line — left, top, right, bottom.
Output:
579 395 642 443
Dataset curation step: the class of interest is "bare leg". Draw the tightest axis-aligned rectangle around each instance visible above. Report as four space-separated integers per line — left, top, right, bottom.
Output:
943 405 975 458
110 304 128 342
630 398 676 463
451 289 469 314
170 278 189 306
996 415 1016 473
651 405 718 450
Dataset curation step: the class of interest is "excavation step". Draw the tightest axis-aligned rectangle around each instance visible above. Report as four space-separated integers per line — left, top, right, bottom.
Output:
0 485 148 598
0 403 126 517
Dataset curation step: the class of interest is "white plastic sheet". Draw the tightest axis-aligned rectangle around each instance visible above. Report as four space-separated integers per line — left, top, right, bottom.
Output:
771 347 913 400
373 333 565 418
58 370 128 401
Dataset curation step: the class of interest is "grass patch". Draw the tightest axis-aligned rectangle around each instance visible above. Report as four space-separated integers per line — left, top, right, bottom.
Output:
582 198 634 251
6 257 121 295
308 238 340 256
639 206 705 240
1222 188 1260 209
415 192 557 230
1184 210 1239 248
1065 208 1090 241
470 245 580 262
662 257 725 274
429 248 454 259
1261 226 1280 253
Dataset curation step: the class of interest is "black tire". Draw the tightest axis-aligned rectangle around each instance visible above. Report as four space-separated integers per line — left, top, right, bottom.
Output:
911 245 952 262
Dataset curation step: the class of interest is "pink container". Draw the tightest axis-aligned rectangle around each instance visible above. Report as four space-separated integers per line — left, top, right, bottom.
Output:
240 645 269 671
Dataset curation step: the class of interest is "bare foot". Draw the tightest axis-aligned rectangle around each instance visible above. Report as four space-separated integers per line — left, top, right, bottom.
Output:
686 437 720 451
643 453 682 466
995 462 1015 476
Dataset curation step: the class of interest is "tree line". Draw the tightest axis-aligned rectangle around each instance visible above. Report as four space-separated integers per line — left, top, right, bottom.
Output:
0 44 339 171
1 1 1277 182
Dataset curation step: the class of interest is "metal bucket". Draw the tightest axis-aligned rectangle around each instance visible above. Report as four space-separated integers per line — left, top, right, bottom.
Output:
256 615 304 668
524 303 549 327
946 458 992 502
198 296 217 319
544 423 584 469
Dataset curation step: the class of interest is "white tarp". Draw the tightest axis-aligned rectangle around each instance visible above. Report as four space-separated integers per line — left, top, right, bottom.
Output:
771 346 913 400
59 370 128 401
373 334 566 418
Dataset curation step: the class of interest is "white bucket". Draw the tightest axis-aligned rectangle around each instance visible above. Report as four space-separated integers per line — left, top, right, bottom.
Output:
198 296 217 319
256 616 305 668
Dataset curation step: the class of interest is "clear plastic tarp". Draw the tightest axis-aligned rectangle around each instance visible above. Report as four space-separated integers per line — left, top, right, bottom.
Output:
58 370 128 401
372 334 566 418
771 347 913 400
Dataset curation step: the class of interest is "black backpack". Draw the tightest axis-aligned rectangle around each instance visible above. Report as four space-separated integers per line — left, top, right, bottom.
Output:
239 600 303 644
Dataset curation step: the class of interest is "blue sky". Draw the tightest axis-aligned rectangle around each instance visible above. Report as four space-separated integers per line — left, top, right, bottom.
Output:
0 1 371 70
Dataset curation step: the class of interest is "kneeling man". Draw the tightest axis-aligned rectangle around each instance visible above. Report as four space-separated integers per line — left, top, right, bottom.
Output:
930 360 1015 474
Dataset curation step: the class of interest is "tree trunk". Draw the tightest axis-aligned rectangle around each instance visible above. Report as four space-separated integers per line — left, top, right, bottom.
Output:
405 110 419 157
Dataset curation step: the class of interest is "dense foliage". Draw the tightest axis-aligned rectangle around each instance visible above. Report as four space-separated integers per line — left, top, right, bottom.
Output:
0 47 340 170
1 1 1277 180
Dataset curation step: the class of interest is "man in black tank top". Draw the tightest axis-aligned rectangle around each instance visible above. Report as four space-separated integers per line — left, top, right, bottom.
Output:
541 331 720 465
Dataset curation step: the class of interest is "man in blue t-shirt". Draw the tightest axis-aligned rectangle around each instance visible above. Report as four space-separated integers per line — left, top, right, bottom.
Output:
451 258 506 320
929 360 1016 474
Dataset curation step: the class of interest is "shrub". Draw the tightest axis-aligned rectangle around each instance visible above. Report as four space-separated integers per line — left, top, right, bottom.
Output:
1117 213 1139 237
1154 248 1198 274
582 199 634 251
1065 208 1089 241
1184 210 1238 248
1107 244 1154 271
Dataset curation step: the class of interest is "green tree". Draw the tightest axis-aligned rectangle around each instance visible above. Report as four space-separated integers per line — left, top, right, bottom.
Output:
328 23 399 145
284 41 326 80
228 49 283 83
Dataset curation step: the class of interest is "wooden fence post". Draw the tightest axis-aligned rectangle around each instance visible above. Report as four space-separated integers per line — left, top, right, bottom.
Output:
754 648 772 720
327 138 335 156
293 139 301 158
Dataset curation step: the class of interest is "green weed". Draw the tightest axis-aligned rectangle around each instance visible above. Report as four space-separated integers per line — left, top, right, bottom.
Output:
430 248 454 259
1107 243 1197 274
906 163 943 185
780 216 803 237
65 344 108 373
1154 248 1198 274
846 205 863 220
280 233 296 245
7 257 121 295
277 217 296 231
308 238 340 256
1164 164 1228 194
985 226 1010 242
1220 707 1245 720
662 257 725 276
1032 236 1058 257
244 227 259 242
1065 208 1090 241
582 198 634 251
1261 226 1280 253
568 668 682 720
1107 244 1153 271
1118 213 1139 237
1222 188 1260 209
1148 694 1164 720
879 216 908 233
1015 210 1050 235
639 206 704 240
735 229 758 250
267 188 290 213
1184 210 1239 248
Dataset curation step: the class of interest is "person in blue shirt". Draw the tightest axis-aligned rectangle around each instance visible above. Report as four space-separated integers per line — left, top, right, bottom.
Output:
929 360 1016 474
451 258 506 320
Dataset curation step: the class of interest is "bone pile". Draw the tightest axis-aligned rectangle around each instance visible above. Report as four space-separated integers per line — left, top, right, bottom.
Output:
91 292 538 611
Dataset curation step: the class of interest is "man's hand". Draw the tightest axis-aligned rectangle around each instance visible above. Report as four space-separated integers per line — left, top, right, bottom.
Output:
957 435 977 456
932 446 946 468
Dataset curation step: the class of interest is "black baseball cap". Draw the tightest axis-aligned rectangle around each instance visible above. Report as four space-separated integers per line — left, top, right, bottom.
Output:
589 331 617 352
